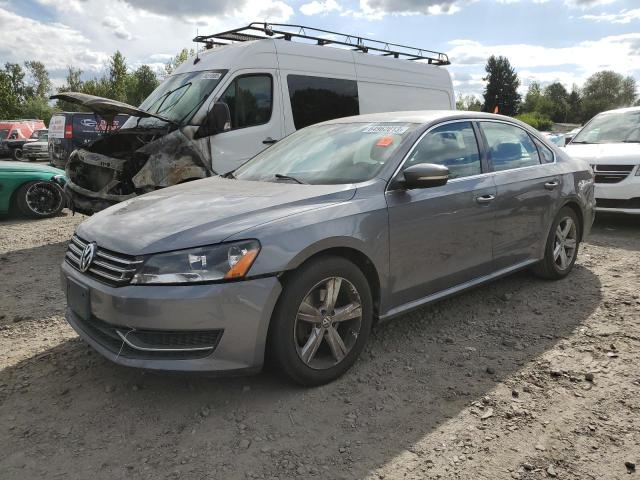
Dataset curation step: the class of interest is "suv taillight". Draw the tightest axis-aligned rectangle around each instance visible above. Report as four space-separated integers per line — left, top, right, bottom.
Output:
64 124 73 139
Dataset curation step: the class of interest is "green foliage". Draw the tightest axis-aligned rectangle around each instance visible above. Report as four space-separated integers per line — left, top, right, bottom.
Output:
581 71 637 121
164 48 195 77
515 112 553 131
482 55 521 116
456 94 482 111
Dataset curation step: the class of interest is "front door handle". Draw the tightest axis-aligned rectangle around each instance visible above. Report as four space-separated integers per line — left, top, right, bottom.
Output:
544 181 559 190
476 194 495 204
263 137 278 145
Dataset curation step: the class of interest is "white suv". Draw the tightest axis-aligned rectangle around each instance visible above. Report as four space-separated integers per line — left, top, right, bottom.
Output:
565 106 640 215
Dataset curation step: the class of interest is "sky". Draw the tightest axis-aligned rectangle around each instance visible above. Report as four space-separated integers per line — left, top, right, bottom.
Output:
1 0 639 99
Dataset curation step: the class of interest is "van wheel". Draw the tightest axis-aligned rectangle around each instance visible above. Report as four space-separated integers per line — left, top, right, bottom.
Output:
532 207 580 280
269 256 373 386
12 148 23 161
15 181 65 218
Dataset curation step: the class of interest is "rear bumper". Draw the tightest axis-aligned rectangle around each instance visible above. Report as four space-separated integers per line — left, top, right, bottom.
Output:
61 261 282 373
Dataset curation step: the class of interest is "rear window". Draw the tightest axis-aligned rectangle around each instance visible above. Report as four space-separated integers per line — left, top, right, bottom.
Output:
287 75 359 130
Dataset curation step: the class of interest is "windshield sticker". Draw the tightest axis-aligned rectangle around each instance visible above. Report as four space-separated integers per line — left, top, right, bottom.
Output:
376 136 394 147
362 124 409 135
201 72 222 80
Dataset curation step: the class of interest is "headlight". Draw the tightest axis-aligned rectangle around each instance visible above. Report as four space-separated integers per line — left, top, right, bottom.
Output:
52 174 66 186
131 240 260 285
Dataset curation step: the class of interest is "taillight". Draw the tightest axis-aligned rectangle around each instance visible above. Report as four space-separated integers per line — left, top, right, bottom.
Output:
64 124 73 139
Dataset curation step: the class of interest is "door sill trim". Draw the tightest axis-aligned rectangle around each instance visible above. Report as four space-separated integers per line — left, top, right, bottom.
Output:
380 259 539 321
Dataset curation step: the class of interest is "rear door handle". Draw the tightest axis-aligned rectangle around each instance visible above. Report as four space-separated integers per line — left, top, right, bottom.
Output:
544 181 559 190
262 137 278 145
476 194 495 204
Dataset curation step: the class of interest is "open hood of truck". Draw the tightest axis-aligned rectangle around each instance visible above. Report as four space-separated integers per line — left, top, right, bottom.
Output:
50 92 176 125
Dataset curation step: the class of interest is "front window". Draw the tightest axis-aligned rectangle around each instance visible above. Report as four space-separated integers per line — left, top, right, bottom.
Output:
219 74 273 129
234 122 419 185
122 69 227 129
572 110 640 144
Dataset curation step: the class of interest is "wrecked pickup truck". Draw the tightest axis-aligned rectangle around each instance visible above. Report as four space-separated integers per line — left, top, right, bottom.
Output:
51 82 231 215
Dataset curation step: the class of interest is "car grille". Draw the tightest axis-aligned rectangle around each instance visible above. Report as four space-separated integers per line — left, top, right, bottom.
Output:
596 197 640 209
74 314 223 360
65 235 141 287
592 164 634 184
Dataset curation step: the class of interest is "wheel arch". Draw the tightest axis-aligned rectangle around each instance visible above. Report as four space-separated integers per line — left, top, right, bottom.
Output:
560 199 584 241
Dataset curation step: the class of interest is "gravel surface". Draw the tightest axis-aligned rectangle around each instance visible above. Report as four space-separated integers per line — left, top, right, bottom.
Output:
0 211 639 479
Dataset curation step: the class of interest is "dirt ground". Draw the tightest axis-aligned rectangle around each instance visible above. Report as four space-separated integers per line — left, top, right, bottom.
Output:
0 211 638 480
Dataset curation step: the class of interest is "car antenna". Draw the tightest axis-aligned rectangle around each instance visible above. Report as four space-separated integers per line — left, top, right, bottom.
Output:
193 29 201 65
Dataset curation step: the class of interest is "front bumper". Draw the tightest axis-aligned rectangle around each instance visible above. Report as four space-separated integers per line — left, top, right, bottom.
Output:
595 168 640 214
24 151 50 160
61 261 282 373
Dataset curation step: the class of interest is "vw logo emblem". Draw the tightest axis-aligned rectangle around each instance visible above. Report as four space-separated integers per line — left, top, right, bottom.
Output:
79 242 97 272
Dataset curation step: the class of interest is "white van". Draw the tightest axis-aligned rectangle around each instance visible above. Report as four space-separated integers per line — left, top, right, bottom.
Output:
52 23 454 214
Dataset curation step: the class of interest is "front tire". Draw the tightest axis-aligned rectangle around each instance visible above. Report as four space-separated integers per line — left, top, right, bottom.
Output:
12 148 23 161
269 256 373 386
532 206 580 280
15 180 65 218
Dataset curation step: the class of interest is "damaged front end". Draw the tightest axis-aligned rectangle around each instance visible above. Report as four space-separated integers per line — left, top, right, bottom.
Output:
65 129 211 215
51 92 213 215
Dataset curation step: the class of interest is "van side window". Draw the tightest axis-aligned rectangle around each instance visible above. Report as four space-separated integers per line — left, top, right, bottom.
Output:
287 75 359 130
479 122 541 172
404 121 482 179
220 75 273 129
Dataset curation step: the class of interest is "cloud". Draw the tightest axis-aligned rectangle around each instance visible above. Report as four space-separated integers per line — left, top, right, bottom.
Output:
300 0 342 15
356 0 465 19
580 8 640 24
101 16 134 40
448 33 640 96
116 0 293 23
0 6 108 73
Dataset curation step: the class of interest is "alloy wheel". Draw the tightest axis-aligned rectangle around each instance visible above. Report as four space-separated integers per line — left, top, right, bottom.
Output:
25 182 63 216
553 216 577 270
294 276 363 370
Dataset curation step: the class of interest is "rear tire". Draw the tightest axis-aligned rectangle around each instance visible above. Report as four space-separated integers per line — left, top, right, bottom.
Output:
269 256 373 386
15 180 65 218
532 206 580 280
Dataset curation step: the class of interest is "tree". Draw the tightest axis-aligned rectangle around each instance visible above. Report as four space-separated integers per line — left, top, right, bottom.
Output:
581 71 637 122
107 51 128 102
543 82 569 123
0 69 22 119
24 61 51 99
521 82 542 113
567 85 582 124
127 65 159 106
481 55 521 116
164 48 195 76
456 93 482 111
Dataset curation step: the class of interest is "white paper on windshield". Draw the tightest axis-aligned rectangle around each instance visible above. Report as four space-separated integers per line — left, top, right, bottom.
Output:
201 72 222 80
48 115 66 139
362 124 409 135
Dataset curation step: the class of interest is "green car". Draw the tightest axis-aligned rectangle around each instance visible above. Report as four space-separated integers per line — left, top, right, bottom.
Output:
0 161 66 218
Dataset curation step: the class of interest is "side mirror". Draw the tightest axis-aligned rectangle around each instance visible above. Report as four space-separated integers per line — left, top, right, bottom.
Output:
401 163 449 189
195 102 231 139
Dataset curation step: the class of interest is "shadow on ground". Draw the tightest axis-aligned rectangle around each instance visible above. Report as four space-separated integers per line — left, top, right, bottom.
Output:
0 231 604 479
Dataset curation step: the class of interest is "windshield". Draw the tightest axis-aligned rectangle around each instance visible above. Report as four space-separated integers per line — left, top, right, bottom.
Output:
122 69 227 129
31 130 47 140
572 110 640 144
0 128 9 139
234 122 419 185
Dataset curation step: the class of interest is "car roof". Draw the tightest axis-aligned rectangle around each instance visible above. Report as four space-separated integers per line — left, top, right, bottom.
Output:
319 110 519 126
597 105 640 115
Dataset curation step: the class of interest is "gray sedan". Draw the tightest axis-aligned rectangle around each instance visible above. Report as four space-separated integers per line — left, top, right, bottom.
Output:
61 111 595 385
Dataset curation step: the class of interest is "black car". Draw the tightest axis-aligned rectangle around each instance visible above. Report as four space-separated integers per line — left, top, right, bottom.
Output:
48 112 128 169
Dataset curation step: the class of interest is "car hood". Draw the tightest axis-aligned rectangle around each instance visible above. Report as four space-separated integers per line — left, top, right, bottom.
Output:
76 177 357 255
0 161 63 175
564 143 640 165
50 92 175 125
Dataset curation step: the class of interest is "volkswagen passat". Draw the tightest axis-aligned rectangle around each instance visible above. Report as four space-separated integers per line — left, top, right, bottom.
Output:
62 111 595 385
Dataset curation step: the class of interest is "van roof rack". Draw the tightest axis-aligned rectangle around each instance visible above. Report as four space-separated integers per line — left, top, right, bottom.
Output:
193 22 450 66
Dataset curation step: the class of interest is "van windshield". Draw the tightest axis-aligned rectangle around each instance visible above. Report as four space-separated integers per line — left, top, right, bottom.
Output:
122 69 227 129
234 122 419 185
572 110 640 144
